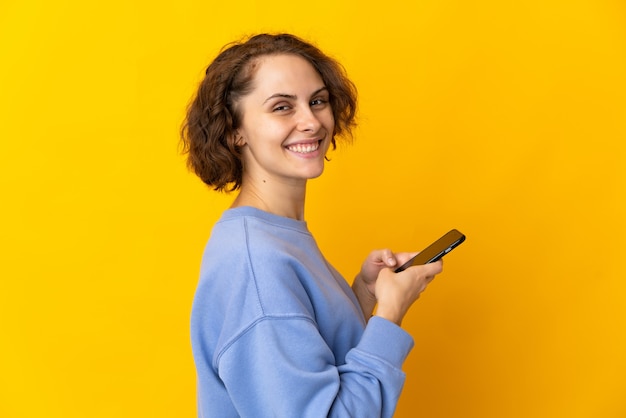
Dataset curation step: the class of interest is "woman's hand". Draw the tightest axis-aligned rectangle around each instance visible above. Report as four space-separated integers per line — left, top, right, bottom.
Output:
374 260 443 326
352 249 417 319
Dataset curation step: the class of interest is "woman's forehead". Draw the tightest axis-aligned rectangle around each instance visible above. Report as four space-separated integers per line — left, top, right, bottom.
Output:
248 54 324 94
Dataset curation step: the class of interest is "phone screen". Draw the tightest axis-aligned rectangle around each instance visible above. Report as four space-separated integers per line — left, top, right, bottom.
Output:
394 229 466 273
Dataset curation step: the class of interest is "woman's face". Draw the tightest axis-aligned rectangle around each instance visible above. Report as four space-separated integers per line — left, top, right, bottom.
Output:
234 54 335 187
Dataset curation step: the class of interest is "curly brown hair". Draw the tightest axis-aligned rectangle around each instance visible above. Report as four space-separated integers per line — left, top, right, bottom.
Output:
180 33 358 192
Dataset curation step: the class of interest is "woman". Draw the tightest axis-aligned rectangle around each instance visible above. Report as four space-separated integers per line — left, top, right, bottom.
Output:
182 33 443 418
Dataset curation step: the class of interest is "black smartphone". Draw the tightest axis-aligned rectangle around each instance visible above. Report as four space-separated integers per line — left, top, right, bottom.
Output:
394 229 466 273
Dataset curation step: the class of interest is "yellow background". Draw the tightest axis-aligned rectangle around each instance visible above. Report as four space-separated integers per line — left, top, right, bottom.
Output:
1 0 625 417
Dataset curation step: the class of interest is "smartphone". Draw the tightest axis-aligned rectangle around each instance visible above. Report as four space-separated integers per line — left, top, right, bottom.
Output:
394 229 466 273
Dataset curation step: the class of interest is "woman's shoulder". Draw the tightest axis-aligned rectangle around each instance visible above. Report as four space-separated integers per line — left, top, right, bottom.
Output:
216 206 311 235
200 207 321 314
209 206 313 258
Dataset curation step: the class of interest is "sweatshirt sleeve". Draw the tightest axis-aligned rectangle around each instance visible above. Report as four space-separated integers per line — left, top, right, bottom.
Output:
216 315 414 418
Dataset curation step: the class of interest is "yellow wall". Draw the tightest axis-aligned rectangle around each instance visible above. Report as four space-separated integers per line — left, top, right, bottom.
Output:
1 1 624 417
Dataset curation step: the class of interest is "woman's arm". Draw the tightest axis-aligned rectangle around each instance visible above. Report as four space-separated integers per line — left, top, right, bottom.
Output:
217 315 413 418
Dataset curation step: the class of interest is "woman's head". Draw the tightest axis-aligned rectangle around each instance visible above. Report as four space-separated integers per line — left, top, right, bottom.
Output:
181 33 358 191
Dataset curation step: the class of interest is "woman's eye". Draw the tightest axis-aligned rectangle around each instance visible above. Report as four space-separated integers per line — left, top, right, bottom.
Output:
273 104 291 112
310 98 328 106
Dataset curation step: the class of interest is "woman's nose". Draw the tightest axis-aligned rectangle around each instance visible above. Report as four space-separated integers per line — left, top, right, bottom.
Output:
296 107 322 132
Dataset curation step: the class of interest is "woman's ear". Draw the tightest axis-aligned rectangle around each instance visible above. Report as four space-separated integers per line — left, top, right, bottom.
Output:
233 130 246 147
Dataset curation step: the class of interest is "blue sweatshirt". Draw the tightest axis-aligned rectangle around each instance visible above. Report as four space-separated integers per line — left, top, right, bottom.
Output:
190 207 414 417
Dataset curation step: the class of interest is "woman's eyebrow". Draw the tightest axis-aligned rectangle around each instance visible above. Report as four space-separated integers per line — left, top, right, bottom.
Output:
263 87 328 104
263 93 296 104
311 87 329 97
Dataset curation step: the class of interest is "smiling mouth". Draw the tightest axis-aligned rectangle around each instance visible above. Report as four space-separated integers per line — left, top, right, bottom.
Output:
286 140 321 154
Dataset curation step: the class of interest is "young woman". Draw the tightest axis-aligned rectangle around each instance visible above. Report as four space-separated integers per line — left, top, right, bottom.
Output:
182 33 443 418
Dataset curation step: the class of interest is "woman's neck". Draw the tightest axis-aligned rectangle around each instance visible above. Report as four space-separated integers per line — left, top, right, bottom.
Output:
231 178 307 221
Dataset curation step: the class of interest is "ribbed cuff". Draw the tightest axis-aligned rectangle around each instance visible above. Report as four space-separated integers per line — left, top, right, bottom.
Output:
359 316 414 367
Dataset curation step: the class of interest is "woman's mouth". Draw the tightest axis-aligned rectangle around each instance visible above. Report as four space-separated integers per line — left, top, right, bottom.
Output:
286 140 321 154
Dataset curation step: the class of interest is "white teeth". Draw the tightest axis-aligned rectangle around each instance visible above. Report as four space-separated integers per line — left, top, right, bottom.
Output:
287 142 319 153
